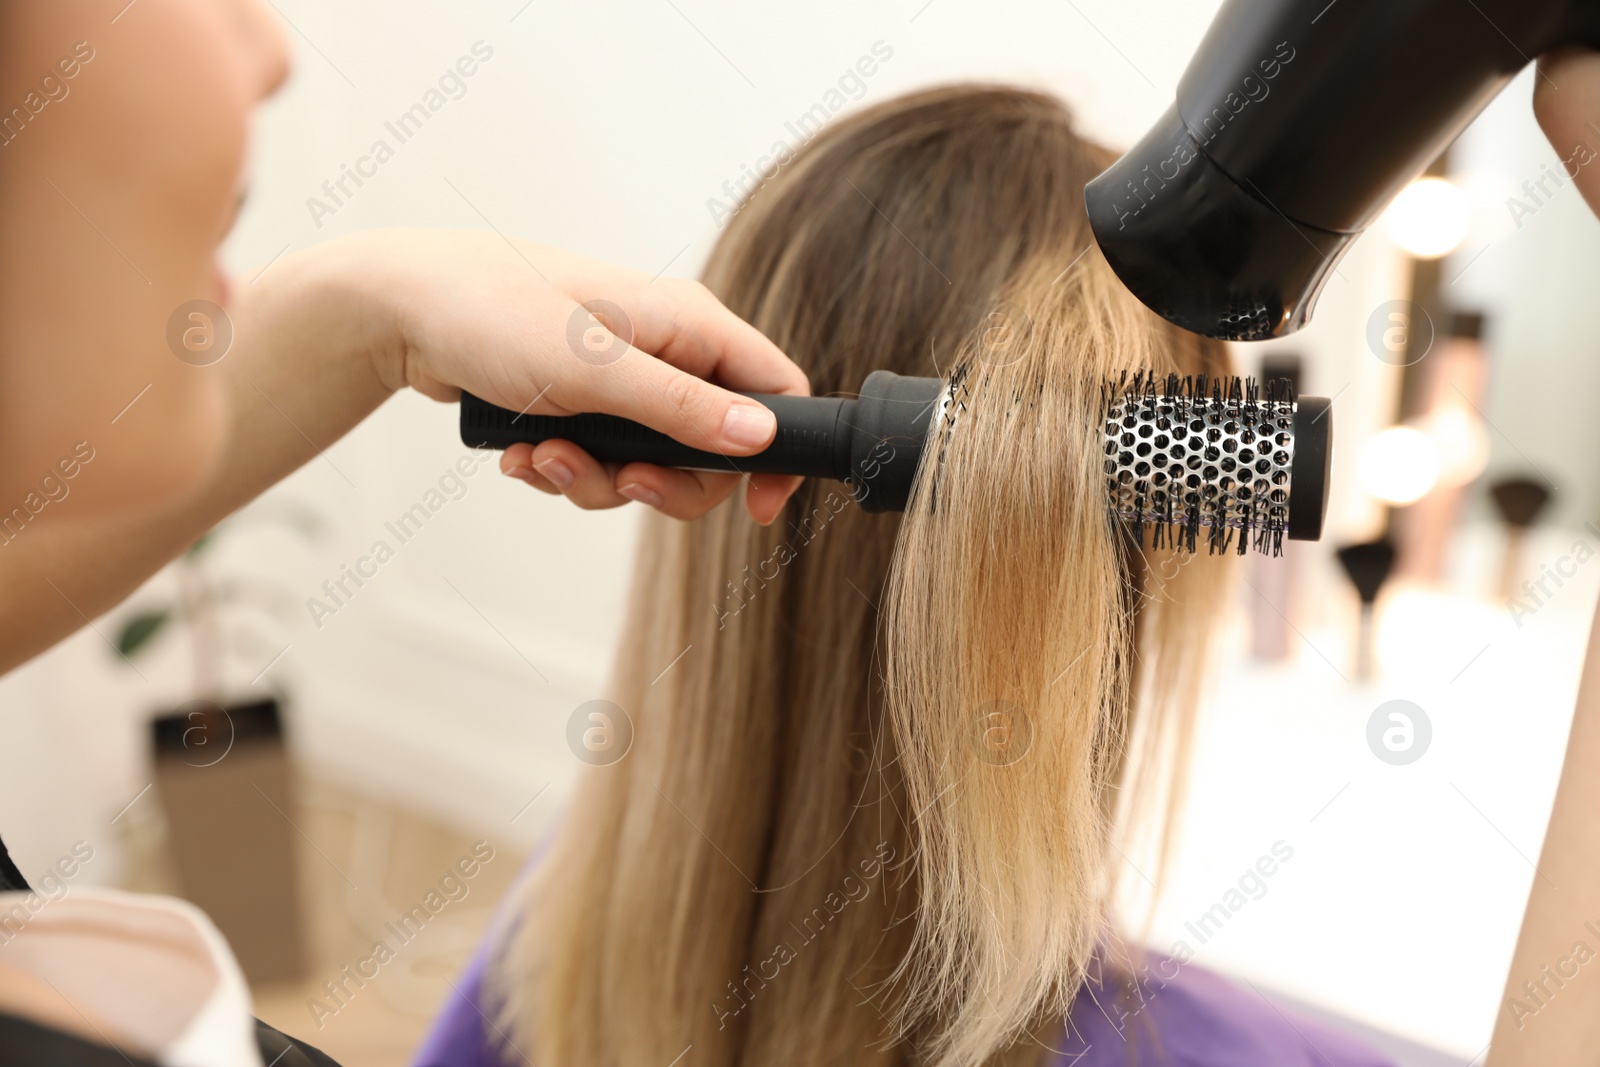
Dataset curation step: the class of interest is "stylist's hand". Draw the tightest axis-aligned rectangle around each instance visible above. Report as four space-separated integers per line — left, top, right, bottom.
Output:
316 229 808 525
1535 47 1600 218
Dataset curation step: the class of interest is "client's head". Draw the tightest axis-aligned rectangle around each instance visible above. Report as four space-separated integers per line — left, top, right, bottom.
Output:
493 84 1232 1067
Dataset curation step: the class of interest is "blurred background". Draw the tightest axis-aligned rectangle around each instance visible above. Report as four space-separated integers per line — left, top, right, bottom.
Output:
2 0 1597 1064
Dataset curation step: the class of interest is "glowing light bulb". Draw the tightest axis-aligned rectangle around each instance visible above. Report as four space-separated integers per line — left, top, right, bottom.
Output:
1361 426 1441 505
1384 178 1471 259
1420 405 1490 488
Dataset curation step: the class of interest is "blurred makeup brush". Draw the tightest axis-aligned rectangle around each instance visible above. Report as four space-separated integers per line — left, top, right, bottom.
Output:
1490 477 1552 600
1336 538 1397 682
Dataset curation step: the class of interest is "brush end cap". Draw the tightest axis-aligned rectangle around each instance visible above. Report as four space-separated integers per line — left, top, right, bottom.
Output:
1287 396 1332 542
849 372 942 513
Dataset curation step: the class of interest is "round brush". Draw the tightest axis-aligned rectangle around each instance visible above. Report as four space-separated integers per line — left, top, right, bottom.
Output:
1104 371 1330 556
460 369 1332 553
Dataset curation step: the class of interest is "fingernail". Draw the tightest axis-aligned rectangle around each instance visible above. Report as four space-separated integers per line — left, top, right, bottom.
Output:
721 403 776 449
618 483 665 509
503 465 540 486
533 458 575 490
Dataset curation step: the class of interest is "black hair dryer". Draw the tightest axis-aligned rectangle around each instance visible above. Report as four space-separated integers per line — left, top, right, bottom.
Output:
1084 0 1600 341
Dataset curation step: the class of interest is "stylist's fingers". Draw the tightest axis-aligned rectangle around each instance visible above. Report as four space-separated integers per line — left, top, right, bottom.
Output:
522 442 768 524
612 463 742 520
556 278 809 453
561 279 813 519
1535 47 1600 216
526 440 628 510
618 278 811 396
561 336 783 457
576 347 780 454
498 444 559 494
501 435 788 523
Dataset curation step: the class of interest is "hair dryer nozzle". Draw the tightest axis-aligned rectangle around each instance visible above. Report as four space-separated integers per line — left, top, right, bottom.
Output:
1085 106 1354 342
1087 0 1600 341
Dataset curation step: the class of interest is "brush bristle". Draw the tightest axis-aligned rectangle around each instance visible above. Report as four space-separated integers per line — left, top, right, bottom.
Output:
1103 371 1295 557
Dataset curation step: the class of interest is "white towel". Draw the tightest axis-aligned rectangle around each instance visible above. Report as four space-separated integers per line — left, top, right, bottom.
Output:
0 887 262 1067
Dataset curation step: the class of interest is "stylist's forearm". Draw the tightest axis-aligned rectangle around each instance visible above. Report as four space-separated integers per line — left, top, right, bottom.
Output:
0 230 808 671
1487 594 1600 1063
1492 54 1600 1059
0 238 399 673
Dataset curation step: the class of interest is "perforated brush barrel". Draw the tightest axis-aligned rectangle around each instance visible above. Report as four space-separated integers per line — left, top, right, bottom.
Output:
1104 374 1329 555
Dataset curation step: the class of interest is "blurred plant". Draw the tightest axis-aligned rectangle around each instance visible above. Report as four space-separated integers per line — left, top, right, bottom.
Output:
112 505 323 702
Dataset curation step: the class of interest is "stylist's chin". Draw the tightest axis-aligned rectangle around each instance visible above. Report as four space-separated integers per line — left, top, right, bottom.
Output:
0 0 287 514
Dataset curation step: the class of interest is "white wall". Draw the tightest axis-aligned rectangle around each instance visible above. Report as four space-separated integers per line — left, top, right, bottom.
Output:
3 0 1599 1055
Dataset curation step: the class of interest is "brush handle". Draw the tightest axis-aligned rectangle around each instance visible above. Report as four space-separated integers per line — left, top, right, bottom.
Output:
460 391 853 478
459 371 943 513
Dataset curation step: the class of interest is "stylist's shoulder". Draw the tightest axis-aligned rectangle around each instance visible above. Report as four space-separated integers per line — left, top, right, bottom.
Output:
1534 47 1600 217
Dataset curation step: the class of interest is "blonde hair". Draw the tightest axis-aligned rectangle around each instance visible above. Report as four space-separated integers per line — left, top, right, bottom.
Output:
490 84 1233 1067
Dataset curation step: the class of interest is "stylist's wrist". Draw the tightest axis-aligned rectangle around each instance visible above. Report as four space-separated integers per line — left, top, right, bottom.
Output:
230 235 403 408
